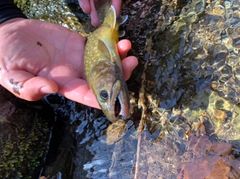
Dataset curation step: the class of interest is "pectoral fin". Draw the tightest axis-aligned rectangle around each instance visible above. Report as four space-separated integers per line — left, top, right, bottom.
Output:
98 38 114 63
118 30 126 38
118 15 128 25
117 15 128 38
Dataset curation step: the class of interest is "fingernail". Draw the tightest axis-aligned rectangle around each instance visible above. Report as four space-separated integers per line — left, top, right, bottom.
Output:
40 86 56 94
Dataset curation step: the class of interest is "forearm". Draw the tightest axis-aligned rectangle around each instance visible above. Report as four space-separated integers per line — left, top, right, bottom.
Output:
0 0 27 24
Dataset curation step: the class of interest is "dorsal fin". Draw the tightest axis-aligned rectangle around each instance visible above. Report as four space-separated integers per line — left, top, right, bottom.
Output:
98 38 114 63
103 5 116 28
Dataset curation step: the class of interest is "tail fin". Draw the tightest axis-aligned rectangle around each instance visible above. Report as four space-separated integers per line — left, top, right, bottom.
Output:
103 5 116 28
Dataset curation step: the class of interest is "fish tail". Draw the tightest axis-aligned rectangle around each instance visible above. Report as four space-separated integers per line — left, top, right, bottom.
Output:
103 5 116 28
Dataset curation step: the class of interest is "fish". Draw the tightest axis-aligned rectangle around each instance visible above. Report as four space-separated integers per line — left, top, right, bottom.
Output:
84 5 130 122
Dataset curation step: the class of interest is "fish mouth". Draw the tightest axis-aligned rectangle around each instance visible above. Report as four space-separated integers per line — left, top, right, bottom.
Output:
110 80 129 122
114 98 121 117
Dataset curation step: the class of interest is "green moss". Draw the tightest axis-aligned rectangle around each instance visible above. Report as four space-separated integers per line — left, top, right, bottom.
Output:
0 113 50 179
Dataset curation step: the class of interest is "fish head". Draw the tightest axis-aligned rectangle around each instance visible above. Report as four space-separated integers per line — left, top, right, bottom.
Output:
90 60 130 123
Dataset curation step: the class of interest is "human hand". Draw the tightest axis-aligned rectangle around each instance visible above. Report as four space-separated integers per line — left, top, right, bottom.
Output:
78 0 122 27
0 18 138 109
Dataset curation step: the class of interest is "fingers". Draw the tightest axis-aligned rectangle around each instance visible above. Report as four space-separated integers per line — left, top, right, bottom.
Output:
90 0 100 27
122 56 138 80
112 0 122 16
79 0 122 27
117 39 132 59
0 70 100 109
117 39 138 80
59 78 101 109
1 70 58 101
79 0 100 27
78 0 91 13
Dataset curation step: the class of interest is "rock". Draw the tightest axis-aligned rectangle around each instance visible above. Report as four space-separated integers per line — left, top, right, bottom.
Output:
0 86 53 179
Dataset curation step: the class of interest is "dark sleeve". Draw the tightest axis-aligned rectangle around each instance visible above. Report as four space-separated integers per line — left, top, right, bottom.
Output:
0 0 27 24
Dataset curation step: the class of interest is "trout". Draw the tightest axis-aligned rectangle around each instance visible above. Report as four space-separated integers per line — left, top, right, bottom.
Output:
84 5 130 122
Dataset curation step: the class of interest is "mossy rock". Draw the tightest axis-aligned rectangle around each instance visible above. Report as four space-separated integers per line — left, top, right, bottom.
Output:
0 86 53 179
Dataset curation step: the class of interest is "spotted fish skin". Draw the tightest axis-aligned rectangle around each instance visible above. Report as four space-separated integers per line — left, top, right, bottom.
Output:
84 5 130 122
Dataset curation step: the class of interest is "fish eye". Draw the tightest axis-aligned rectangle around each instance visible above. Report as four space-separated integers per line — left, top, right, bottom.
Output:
100 90 108 101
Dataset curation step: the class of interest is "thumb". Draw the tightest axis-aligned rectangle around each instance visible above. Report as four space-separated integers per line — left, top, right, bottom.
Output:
1 70 58 101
